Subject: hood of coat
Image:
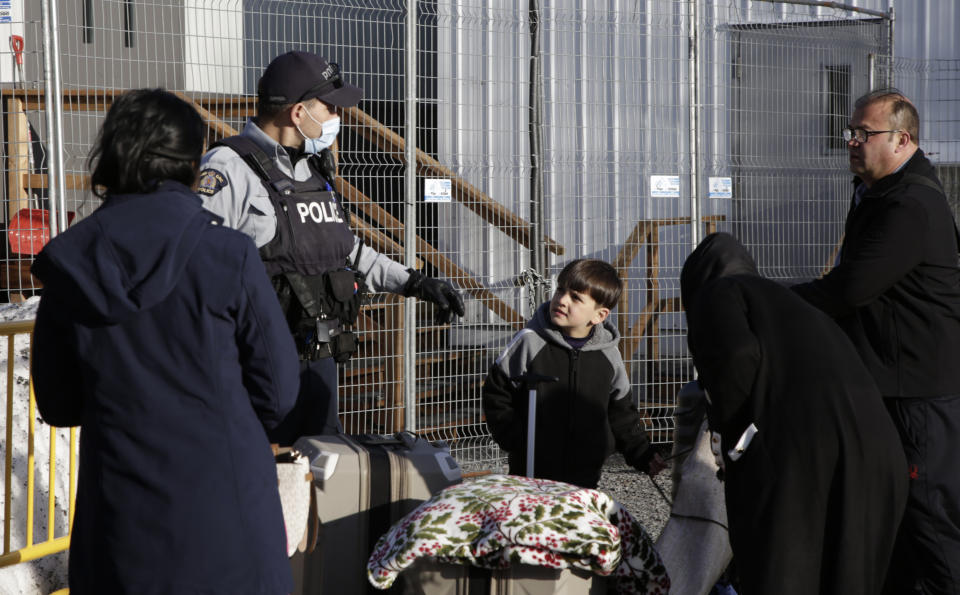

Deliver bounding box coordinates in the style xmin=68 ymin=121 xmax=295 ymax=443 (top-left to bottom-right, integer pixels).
xmin=31 ymin=181 xmax=222 ymax=325
xmin=529 ymin=301 xmax=620 ymax=352
xmin=680 ymin=232 xmax=759 ymax=312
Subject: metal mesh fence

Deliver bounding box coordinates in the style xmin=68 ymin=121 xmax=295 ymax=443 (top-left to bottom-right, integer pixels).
xmin=1 ymin=1 xmax=956 ymax=474
xmin=885 ymin=57 xmax=960 ymax=216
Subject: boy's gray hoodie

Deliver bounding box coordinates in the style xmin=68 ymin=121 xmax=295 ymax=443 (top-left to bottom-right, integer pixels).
xmin=483 ymin=302 xmax=655 ymax=488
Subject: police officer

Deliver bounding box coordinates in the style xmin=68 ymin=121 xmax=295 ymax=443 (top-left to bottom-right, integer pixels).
xmin=198 ymin=51 xmax=465 ymax=444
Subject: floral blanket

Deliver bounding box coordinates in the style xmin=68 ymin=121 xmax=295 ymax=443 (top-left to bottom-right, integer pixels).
xmin=367 ymin=474 xmax=669 ymax=594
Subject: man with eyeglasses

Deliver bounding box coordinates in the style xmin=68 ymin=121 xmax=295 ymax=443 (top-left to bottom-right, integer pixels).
xmin=197 ymin=51 xmax=464 ymax=444
xmin=794 ymin=89 xmax=960 ymax=594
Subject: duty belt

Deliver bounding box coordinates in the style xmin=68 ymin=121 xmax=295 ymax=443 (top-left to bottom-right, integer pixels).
xmin=300 ymin=317 xmax=357 ymax=363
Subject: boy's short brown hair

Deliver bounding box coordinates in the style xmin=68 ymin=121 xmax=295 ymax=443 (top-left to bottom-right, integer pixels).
xmin=556 ymin=259 xmax=623 ymax=310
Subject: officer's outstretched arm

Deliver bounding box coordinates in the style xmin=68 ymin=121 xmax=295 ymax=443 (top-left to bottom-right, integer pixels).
xmin=350 ymin=237 xmax=465 ymax=324
xmin=402 ymin=269 xmax=465 ymax=325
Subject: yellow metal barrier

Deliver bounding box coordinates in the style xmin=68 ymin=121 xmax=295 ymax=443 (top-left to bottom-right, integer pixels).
xmin=0 ymin=319 xmax=78 ymax=569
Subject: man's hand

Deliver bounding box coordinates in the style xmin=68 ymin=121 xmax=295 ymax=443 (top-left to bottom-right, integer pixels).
xmin=402 ymin=270 xmax=466 ymax=324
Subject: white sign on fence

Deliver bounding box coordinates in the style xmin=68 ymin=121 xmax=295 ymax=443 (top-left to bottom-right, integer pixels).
xmin=424 ymin=178 xmax=452 ymax=203
xmin=650 ymin=175 xmax=681 ymax=198
xmin=708 ymin=176 xmax=732 ymax=199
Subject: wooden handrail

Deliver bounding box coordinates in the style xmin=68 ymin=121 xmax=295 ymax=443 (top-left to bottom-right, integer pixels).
xmin=0 ymin=87 xmax=120 ymax=113
xmin=613 ymin=215 xmax=727 ymax=271
xmin=337 ymin=177 xmax=524 ymax=326
xmin=24 ymin=173 xmax=89 ymax=190
xmin=341 ymin=106 xmax=564 ymax=256
xmin=349 ymin=215 xmax=424 ymax=270
xmin=614 ymin=215 xmax=726 ymax=364
xmin=173 ymin=91 xmax=240 ymax=140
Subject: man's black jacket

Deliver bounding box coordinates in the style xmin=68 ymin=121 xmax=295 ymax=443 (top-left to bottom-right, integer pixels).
xmin=793 ymin=149 xmax=960 ymax=397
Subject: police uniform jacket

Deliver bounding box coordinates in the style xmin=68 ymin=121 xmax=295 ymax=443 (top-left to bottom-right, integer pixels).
xmin=482 ymin=302 xmax=655 ymax=488
xmin=198 ymin=119 xmax=410 ymax=293
xmin=30 ymin=182 xmax=300 ymax=594
xmin=792 ymin=149 xmax=960 ymax=398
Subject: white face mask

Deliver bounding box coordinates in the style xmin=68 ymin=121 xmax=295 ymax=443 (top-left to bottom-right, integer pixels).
xmin=297 ymin=107 xmax=340 ymax=154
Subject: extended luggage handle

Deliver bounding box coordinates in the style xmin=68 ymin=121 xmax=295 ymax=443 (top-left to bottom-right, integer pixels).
xmin=355 ymin=430 xmax=450 ymax=451
xmin=510 ymin=373 xmax=559 ymax=478
xmin=334 ymin=432 xmax=461 ymax=484
xmin=356 ymin=431 xmax=416 ymax=448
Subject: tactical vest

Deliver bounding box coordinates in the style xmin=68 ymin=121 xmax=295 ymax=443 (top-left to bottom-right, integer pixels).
xmin=215 ymin=136 xmax=354 ymax=277
xmin=215 ymin=136 xmax=365 ymax=361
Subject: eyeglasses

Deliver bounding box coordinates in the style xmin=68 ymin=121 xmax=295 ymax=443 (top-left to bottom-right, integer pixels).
xmin=842 ymin=127 xmax=902 ymax=143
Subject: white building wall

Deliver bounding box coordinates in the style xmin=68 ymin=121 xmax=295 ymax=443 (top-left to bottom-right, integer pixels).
xmin=185 ymin=0 xmax=243 ymax=95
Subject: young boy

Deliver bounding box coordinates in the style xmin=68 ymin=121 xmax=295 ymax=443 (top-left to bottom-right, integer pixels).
xmin=483 ymin=259 xmax=665 ymax=488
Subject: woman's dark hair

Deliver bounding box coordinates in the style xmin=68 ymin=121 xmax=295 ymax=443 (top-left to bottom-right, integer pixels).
xmin=89 ymin=88 xmax=205 ymax=198
xmin=556 ymin=259 xmax=623 ymax=310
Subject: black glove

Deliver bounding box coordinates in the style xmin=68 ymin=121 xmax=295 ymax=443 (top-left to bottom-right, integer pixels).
xmin=401 ymin=269 xmax=466 ymax=324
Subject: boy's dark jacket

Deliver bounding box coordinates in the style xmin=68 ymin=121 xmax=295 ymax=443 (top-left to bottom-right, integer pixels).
xmin=483 ymin=302 xmax=654 ymax=488
xmin=30 ymin=182 xmax=299 ymax=594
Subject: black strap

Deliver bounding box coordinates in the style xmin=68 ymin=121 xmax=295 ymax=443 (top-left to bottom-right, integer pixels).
xmin=213 ymin=136 xmax=297 ymax=195
xmin=284 ymin=272 xmax=323 ymax=319
xmin=366 ymin=442 xmax=391 ymax=595
xmin=467 ymin=566 xmax=492 ymax=595
xmin=352 ymin=242 xmax=363 ymax=271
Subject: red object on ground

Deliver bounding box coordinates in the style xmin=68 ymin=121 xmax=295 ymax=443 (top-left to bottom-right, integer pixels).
xmin=8 ymin=208 xmax=75 ymax=255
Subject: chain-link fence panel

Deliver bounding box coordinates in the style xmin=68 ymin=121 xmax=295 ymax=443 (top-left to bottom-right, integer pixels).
xmin=883 ymin=57 xmax=960 ymax=216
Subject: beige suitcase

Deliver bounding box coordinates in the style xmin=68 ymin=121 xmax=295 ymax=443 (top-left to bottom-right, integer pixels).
xmin=401 ymin=559 xmax=609 ymax=595
xmin=291 ymin=433 xmax=462 ymax=594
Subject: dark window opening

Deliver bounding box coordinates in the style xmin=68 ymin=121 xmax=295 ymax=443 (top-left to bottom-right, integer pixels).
xmin=824 ymin=64 xmax=851 ymax=151
xmin=123 ymin=0 xmax=135 ymax=48
xmin=83 ymin=0 xmax=93 ymax=44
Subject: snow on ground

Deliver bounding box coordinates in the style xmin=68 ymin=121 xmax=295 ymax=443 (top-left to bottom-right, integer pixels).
xmin=0 ymin=297 xmax=71 ymax=595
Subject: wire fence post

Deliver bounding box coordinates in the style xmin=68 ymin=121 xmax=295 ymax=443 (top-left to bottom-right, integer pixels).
xmin=528 ymin=0 xmax=546 ymax=307
xmin=887 ymin=5 xmax=895 ymax=88
xmin=40 ymin=0 xmax=65 ymax=239
xmin=403 ymin=0 xmax=419 ymax=433
xmin=689 ymin=0 xmax=702 ymax=249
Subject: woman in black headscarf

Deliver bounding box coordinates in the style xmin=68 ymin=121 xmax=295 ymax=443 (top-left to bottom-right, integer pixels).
xmin=680 ymin=232 xmax=907 ymax=595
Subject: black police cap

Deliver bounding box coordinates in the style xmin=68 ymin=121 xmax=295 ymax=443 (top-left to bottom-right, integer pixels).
xmin=257 ymin=51 xmax=363 ymax=107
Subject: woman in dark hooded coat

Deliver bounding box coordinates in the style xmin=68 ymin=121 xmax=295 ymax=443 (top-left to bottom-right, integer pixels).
xmin=30 ymin=89 xmax=300 ymax=594
xmin=680 ymin=232 xmax=907 ymax=595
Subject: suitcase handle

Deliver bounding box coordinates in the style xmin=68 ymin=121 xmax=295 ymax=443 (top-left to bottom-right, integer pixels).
xmin=354 ymin=431 xmax=421 ymax=449
xmin=355 ymin=433 xmax=403 ymax=446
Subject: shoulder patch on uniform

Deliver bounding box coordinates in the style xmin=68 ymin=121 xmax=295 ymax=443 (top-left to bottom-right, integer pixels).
xmin=197 ymin=169 xmax=228 ymax=196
